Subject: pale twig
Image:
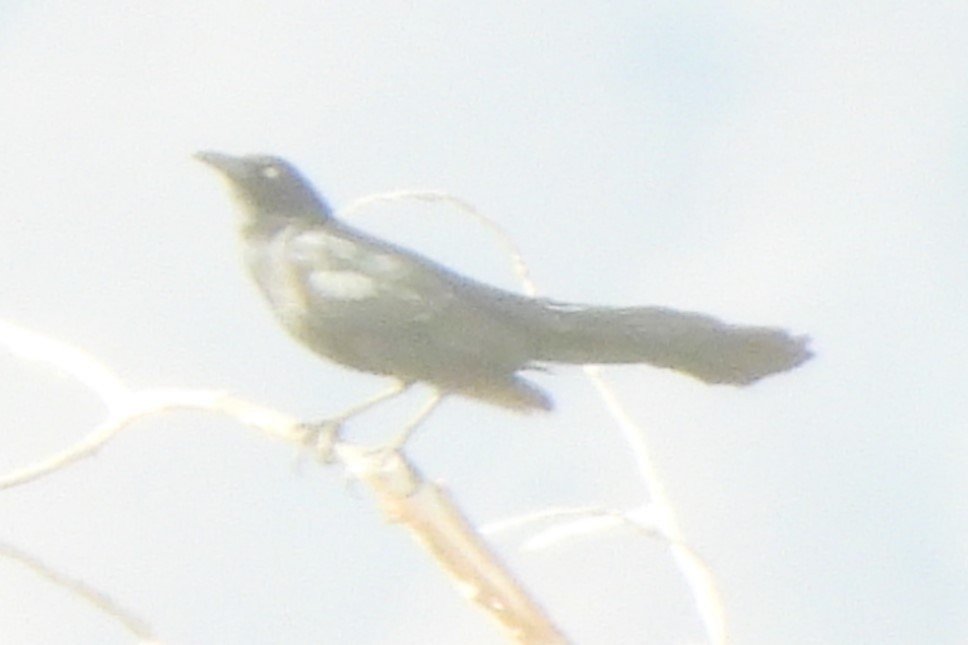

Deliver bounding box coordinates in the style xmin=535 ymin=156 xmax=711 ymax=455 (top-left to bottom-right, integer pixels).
xmin=585 ymin=366 xmax=727 ymax=645
xmin=0 ymin=319 xmax=128 ymax=408
xmin=485 ymin=501 xmax=727 ymax=644
xmin=339 ymin=190 xmax=537 ymax=293
xmin=0 ymin=540 xmax=157 ymax=643
xmin=482 ymin=504 xmax=661 ymax=546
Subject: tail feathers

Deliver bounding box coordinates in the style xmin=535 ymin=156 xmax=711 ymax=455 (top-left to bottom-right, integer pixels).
xmin=528 ymin=305 xmax=812 ymax=385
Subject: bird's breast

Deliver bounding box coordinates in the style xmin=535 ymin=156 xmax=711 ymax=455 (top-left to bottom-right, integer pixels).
xmin=242 ymin=228 xmax=315 ymax=333
xmin=242 ymin=227 xmax=402 ymax=338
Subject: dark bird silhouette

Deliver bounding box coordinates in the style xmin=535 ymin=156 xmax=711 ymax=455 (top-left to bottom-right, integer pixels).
xmin=195 ymin=152 xmax=812 ymax=413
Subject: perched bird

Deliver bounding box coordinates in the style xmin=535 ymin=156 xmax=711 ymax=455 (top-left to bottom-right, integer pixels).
xmin=195 ymin=152 xmax=812 ymax=415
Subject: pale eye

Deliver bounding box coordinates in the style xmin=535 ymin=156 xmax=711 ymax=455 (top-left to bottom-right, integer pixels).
xmin=261 ymin=165 xmax=281 ymax=179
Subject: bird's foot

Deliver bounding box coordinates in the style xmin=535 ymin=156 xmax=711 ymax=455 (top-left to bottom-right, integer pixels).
xmin=359 ymin=441 xmax=406 ymax=468
xmin=298 ymin=419 xmax=344 ymax=463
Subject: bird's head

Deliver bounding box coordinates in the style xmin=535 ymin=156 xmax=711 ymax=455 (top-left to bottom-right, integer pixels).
xmin=194 ymin=151 xmax=334 ymax=225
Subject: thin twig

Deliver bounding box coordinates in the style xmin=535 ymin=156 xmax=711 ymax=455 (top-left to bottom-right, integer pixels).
xmin=586 ymin=368 xmax=727 ymax=645
xmin=340 ymin=190 xmax=537 ymax=293
xmin=0 ymin=541 xmax=157 ymax=643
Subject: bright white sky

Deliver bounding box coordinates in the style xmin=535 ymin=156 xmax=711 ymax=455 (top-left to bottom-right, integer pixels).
xmin=0 ymin=2 xmax=965 ymax=644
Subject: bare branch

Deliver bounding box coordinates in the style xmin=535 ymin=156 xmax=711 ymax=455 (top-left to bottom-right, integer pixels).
xmin=0 ymin=319 xmax=568 ymax=643
xmin=337 ymin=445 xmax=569 ymax=644
xmin=339 ymin=193 xmax=729 ymax=645
xmin=1 ymin=190 xmax=727 ymax=643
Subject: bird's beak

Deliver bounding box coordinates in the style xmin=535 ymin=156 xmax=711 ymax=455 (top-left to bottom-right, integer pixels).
xmin=193 ymin=151 xmax=246 ymax=177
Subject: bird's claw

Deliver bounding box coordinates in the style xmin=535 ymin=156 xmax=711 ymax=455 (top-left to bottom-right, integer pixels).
xmin=298 ymin=419 xmax=344 ymax=463
xmin=362 ymin=442 xmax=404 ymax=466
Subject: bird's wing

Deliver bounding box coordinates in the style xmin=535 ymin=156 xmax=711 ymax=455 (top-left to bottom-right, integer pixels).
xmin=281 ymin=225 xmax=539 ymax=382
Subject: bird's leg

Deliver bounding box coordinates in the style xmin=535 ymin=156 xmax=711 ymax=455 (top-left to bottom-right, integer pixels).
xmin=333 ymin=380 xmax=413 ymax=422
xmin=303 ymin=380 xmax=412 ymax=460
xmin=386 ymin=389 xmax=447 ymax=452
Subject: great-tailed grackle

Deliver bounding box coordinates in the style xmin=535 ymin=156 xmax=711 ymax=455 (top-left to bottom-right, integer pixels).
xmin=195 ymin=152 xmax=812 ymax=414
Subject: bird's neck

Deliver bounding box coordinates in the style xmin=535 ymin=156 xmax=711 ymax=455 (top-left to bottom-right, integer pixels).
xmin=240 ymin=209 xmax=320 ymax=239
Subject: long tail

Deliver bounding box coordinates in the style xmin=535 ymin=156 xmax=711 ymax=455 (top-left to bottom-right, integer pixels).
xmin=523 ymin=303 xmax=812 ymax=385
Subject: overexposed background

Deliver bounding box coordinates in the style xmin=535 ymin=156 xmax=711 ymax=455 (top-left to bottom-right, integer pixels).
xmin=0 ymin=2 xmax=965 ymax=643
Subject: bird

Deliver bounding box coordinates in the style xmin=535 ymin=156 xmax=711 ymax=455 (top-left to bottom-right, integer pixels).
xmin=194 ymin=151 xmax=812 ymax=420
